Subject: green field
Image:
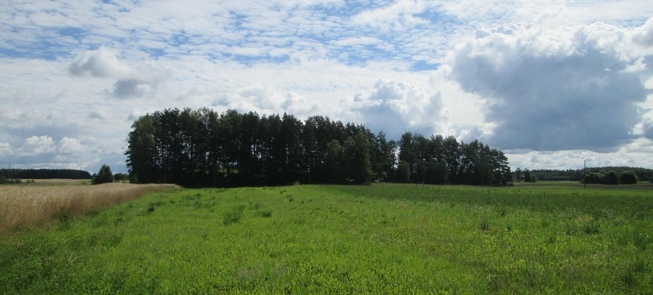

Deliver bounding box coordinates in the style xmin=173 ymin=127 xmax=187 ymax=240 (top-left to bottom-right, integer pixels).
xmin=2 ymin=183 xmax=652 ymax=294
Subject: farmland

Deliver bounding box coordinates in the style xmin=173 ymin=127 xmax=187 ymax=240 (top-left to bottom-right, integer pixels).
xmin=0 ymin=182 xmax=178 ymax=234
xmin=1 ymin=182 xmax=652 ymax=294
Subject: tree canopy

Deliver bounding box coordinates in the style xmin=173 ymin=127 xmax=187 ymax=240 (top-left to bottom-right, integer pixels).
xmin=92 ymin=165 xmax=114 ymax=185
xmin=125 ymin=108 xmax=512 ymax=187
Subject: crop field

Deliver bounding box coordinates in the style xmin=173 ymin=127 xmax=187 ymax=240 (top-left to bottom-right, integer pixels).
xmin=1 ymin=183 xmax=652 ymax=294
xmin=0 ymin=182 xmax=179 ymax=234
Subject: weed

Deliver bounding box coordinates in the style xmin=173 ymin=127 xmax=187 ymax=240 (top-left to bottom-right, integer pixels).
xmin=622 ymin=269 xmax=637 ymax=288
xmin=583 ymin=223 xmax=600 ymax=235
xmin=479 ymin=218 xmax=490 ymax=231
xmin=498 ymin=209 xmax=506 ymax=217
xmin=223 ymin=205 xmax=246 ymax=225
xmin=633 ymin=232 xmax=650 ymax=251
xmin=259 ymin=210 xmax=272 ymax=218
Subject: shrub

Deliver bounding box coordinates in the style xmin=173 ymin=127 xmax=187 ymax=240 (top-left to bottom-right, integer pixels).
xmin=605 ymin=171 xmax=619 ymax=185
xmin=620 ymin=171 xmax=638 ymax=184
xmin=223 ymin=205 xmax=246 ymax=225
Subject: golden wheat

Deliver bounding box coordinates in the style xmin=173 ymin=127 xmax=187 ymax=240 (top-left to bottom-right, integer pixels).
xmin=0 ymin=183 xmax=178 ymax=234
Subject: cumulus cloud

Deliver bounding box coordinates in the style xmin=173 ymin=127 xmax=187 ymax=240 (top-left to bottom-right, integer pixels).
xmin=69 ymin=47 xmax=132 ymax=78
xmin=633 ymin=17 xmax=653 ymax=46
xmin=352 ymin=79 xmax=451 ymax=140
xmin=57 ymin=137 xmax=86 ymax=155
xmin=69 ymin=47 xmax=166 ymax=99
xmin=448 ymin=21 xmax=649 ymax=151
xmin=17 ymin=136 xmax=56 ymax=156
xmin=213 ymin=84 xmax=321 ymax=118
xmin=644 ymin=119 xmax=653 ymax=140
xmin=112 ymin=79 xmax=153 ymax=98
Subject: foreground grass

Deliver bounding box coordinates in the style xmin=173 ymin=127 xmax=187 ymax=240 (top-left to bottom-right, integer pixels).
xmin=0 ymin=182 xmax=179 ymax=234
xmin=1 ymin=183 xmax=652 ymax=294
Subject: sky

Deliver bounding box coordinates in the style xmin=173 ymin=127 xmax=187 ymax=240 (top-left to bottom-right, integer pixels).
xmin=1 ymin=0 xmax=653 ymax=174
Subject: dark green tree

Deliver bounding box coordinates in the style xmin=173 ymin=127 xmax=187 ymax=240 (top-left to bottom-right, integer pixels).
xmin=126 ymin=115 xmax=159 ymax=184
xmin=325 ymin=139 xmax=343 ymax=183
xmin=425 ymin=160 xmax=448 ymax=184
xmin=619 ymin=171 xmax=638 ymax=184
xmin=92 ymin=165 xmax=114 ymax=185
xmin=603 ymin=171 xmax=618 ymax=185
xmin=343 ymin=133 xmax=374 ymax=184
xmin=515 ymin=168 xmax=522 ymax=182
xmin=524 ymin=169 xmax=532 ymax=183
xmin=397 ymin=161 xmax=412 ymax=183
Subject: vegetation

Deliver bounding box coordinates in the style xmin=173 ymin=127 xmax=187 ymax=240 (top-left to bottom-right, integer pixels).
xmin=0 ymin=168 xmax=91 ymax=180
xmin=529 ymin=167 xmax=653 ymax=182
xmin=0 ymin=183 xmax=178 ymax=234
xmin=125 ymin=108 xmax=511 ymax=187
xmin=114 ymin=173 xmax=129 ymax=182
xmin=582 ymin=170 xmax=641 ymax=185
xmin=92 ymin=165 xmax=114 ymax=185
xmin=1 ymin=183 xmax=652 ymax=294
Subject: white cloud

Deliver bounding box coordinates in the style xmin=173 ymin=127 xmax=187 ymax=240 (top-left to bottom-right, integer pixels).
xmin=68 ymin=47 xmax=167 ymax=99
xmin=352 ymin=79 xmax=451 ymax=139
xmin=448 ymin=21 xmax=650 ymax=151
xmin=633 ymin=16 xmax=653 ymax=47
xmin=17 ymin=136 xmax=56 ymax=156
xmin=0 ymin=143 xmax=13 ymax=157
xmin=213 ymin=84 xmax=321 ymax=118
xmin=69 ymin=47 xmax=132 ymax=78
xmin=352 ymin=0 xmax=429 ymax=31
xmin=57 ymin=137 xmax=87 ymax=155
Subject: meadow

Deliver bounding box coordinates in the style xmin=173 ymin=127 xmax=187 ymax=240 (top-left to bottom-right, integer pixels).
xmin=1 ymin=182 xmax=652 ymax=294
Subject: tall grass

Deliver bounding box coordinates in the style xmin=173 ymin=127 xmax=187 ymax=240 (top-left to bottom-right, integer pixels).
xmin=0 ymin=183 xmax=178 ymax=234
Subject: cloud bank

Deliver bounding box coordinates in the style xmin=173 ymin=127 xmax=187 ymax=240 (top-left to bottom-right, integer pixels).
xmin=448 ymin=21 xmax=651 ymax=151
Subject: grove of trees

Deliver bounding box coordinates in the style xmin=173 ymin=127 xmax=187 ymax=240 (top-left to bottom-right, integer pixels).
xmin=582 ymin=170 xmax=639 ymax=185
xmin=125 ymin=108 xmax=512 ymax=187
xmin=529 ymin=167 xmax=653 ymax=182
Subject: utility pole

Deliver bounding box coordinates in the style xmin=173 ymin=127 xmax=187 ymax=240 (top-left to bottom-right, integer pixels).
xmin=583 ymin=160 xmax=586 ymax=189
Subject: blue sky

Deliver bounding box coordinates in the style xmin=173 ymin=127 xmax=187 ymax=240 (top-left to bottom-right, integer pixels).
xmin=1 ymin=0 xmax=653 ymax=173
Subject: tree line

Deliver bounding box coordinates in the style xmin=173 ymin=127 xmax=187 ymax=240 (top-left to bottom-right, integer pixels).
xmin=125 ymin=108 xmax=512 ymax=187
xmin=525 ymin=167 xmax=652 ymax=183
xmin=0 ymin=168 xmax=91 ymax=180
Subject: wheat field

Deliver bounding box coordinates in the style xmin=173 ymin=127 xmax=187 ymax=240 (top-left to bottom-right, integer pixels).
xmin=0 ymin=182 xmax=178 ymax=234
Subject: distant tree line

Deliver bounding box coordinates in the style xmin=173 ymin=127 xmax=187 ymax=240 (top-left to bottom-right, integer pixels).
xmin=0 ymin=168 xmax=91 ymax=180
xmin=125 ymin=108 xmax=512 ymax=187
xmin=582 ymin=170 xmax=639 ymax=185
xmin=513 ymin=168 xmax=538 ymax=183
xmin=526 ymin=167 xmax=652 ymax=183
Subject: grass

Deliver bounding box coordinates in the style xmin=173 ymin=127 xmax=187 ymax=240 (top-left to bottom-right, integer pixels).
xmin=0 ymin=182 xmax=179 ymax=234
xmin=1 ymin=183 xmax=652 ymax=294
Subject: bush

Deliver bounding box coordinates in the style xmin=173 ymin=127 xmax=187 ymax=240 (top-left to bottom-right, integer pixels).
xmin=620 ymin=171 xmax=638 ymax=184
xmin=605 ymin=171 xmax=619 ymax=185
